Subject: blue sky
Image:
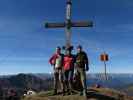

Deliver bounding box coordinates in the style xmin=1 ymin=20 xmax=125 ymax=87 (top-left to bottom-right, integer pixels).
xmin=0 ymin=0 xmax=133 ymax=75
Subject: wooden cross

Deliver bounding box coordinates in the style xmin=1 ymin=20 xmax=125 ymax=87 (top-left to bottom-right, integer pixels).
xmin=45 ymin=0 xmax=93 ymax=49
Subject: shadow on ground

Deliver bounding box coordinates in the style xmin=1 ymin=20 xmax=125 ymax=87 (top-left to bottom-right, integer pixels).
xmin=42 ymin=89 xmax=117 ymax=100
xmin=87 ymin=89 xmax=116 ymax=100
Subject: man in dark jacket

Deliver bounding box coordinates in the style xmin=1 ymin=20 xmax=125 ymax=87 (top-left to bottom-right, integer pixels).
xmin=75 ymin=45 xmax=89 ymax=96
xmin=49 ymin=46 xmax=64 ymax=95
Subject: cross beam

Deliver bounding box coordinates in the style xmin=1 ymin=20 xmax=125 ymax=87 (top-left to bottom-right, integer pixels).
xmin=45 ymin=21 xmax=93 ymax=28
xmin=45 ymin=0 xmax=93 ymax=49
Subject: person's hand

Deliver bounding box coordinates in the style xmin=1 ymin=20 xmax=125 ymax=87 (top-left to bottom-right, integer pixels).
xmin=86 ymin=66 xmax=89 ymax=71
xmin=74 ymin=68 xmax=77 ymax=74
xmin=53 ymin=66 xmax=55 ymax=70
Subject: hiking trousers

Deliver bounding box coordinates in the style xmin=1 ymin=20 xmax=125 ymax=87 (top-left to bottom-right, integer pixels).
xmin=54 ymin=68 xmax=64 ymax=93
xmin=77 ymin=68 xmax=87 ymax=95
xmin=64 ymin=69 xmax=74 ymax=93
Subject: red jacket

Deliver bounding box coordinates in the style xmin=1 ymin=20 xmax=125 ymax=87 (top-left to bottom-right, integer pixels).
xmin=63 ymin=55 xmax=74 ymax=70
xmin=49 ymin=53 xmax=58 ymax=65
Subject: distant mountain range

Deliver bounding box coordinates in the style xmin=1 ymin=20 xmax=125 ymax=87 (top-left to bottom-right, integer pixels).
xmin=33 ymin=73 xmax=133 ymax=96
xmin=86 ymin=73 xmax=133 ymax=87
xmin=0 ymin=73 xmax=133 ymax=98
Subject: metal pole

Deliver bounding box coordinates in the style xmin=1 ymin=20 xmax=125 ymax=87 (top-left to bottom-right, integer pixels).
xmin=104 ymin=61 xmax=107 ymax=80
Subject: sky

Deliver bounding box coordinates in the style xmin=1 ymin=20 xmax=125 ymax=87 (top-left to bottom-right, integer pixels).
xmin=0 ymin=0 xmax=133 ymax=75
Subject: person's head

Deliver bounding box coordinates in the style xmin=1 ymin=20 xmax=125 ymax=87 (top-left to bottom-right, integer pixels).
xmin=77 ymin=45 xmax=82 ymax=53
xmin=66 ymin=49 xmax=71 ymax=56
xmin=56 ymin=46 xmax=61 ymax=54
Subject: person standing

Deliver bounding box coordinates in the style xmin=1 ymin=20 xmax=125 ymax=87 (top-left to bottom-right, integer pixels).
xmin=49 ymin=46 xmax=64 ymax=95
xmin=75 ymin=45 xmax=89 ymax=96
xmin=63 ymin=48 xmax=75 ymax=95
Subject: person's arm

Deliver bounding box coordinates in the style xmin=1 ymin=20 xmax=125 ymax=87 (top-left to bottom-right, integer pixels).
xmin=49 ymin=54 xmax=55 ymax=65
xmin=61 ymin=54 xmax=64 ymax=71
xmin=74 ymin=54 xmax=78 ymax=74
xmin=73 ymin=55 xmax=76 ymax=68
xmin=84 ymin=52 xmax=89 ymax=71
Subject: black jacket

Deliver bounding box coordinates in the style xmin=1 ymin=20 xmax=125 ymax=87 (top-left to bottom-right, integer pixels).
xmin=75 ymin=51 xmax=89 ymax=69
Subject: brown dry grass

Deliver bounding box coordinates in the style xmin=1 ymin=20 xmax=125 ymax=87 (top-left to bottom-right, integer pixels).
xmin=22 ymin=88 xmax=133 ymax=100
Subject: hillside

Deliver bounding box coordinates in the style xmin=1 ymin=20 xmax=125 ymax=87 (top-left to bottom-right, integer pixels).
xmin=0 ymin=73 xmax=52 ymax=99
xmin=122 ymin=84 xmax=133 ymax=96
xmin=22 ymin=88 xmax=133 ymax=100
xmin=0 ymin=73 xmax=133 ymax=99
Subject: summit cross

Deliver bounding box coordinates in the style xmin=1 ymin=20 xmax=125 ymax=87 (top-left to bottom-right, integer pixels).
xmin=45 ymin=0 xmax=93 ymax=48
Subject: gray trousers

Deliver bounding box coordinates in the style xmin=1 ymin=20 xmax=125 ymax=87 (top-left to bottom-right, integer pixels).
xmin=53 ymin=68 xmax=64 ymax=92
xmin=77 ymin=68 xmax=87 ymax=94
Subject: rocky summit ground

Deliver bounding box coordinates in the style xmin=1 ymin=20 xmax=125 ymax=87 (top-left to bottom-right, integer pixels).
xmin=22 ymin=88 xmax=133 ymax=100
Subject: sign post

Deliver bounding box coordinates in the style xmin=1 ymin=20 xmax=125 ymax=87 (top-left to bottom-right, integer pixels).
xmin=100 ymin=52 xmax=109 ymax=80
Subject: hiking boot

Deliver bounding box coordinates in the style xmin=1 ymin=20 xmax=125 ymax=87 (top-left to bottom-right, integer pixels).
xmin=83 ymin=92 xmax=87 ymax=97
xmin=83 ymin=90 xmax=87 ymax=97
xmin=53 ymin=89 xmax=57 ymax=95
xmin=67 ymin=89 xmax=72 ymax=95
xmin=80 ymin=91 xmax=83 ymax=96
xmin=69 ymin=91 xmax=73 ymax=95
xmin=62 ymin=93 xmax=65 ymax=96
xmin=62 ymin=89 xmax=65 ymax=96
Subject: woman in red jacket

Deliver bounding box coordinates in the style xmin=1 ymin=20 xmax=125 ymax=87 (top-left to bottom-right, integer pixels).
xmin=63 ymin=48 xmax=75 ymax=95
